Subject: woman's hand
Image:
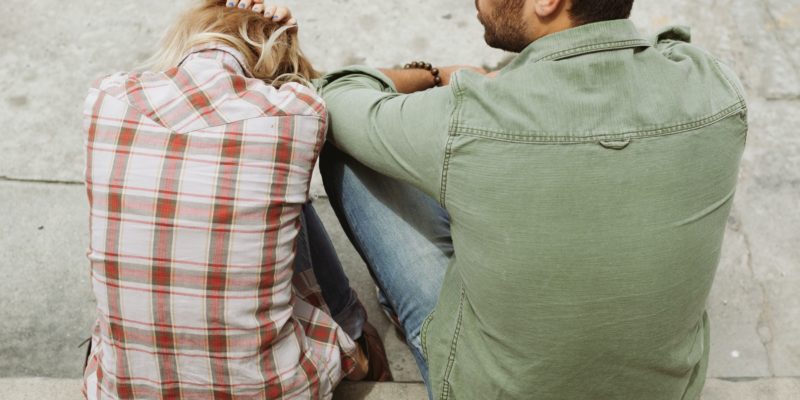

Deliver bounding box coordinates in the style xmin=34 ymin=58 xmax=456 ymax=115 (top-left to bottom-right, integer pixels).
xmin=226 ymin=1 xmax=297 ymax=27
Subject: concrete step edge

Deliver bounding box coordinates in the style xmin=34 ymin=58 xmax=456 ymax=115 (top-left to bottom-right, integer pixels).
xmin=1 ymin=377 xmax=798 ymax=399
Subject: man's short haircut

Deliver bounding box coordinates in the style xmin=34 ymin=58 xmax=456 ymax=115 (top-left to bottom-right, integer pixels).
xmin=568 ymin=0 xmax=635 ymax=25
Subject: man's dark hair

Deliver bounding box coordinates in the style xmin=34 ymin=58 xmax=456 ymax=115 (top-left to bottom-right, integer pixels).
xmin=568 ymin=0 xmax=635 ymax=25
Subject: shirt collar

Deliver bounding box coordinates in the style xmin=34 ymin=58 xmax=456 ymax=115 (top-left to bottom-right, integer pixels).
xmin=517 ymin=19 xmax=651 ymax=63
xmin=178 ymin=43 xmax=253 ymax=77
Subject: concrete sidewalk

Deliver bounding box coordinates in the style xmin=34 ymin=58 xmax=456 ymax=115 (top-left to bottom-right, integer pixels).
xmin=1 ymin=378 xmax=798 ymax=399
xmin=1 ymin=0 xmax=798 ymax=399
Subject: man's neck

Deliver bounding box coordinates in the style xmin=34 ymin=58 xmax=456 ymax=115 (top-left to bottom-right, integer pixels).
xmin=526 ymin=1 xmax=576 ymax=42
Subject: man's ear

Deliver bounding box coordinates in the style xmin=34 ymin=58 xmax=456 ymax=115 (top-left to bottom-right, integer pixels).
xmin=532 ymin=0 xmax=564 ymax=18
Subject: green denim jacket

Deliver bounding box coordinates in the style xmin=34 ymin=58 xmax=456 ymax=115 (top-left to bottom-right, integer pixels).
xmin=319 ymin=19 xmax=747 ymax=400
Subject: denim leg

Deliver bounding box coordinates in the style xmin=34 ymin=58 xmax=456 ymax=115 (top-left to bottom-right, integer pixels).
xmin=319 ymin=144 xmax=453 ymax=388
xmin=295 ymin=203 xmax=367 ymax=339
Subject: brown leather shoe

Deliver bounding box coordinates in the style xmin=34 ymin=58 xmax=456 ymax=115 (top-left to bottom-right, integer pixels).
xmin=356 ymin=321 xmax=393 ymax=381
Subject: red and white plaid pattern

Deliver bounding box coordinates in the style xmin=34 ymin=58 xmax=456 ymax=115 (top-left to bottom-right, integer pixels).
xmin=82 ymin=44 xmax=356 ymax=400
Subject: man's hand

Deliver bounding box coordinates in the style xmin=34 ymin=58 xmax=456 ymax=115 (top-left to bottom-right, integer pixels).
xmin=438 ymin=65 xmax=488 ymax=86
xmin=226 ymin=1 xmax=297 ymax=27
xmin=379 ymin=65 xmax=488 ymax=94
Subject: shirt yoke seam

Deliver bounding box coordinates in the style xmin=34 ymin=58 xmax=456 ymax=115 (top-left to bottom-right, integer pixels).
xmin=92 ymin=87 xmax=325 ymax=135
xmin=451 ymin=101 xmax=745 ymax=144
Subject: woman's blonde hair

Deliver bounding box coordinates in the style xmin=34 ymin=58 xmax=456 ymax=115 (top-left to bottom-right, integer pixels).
xmin=145 ymin=0 xmax=319 ymax=87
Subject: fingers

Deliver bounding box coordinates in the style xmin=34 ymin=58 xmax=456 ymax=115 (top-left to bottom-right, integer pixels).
xmin=228 ymin=0 xmax=252 ymax=9
xmin=272 ymin=7 xmax=292 ymax=23
xmin=228 ymin=0 xmax=267 ymax=10
xmin=225 ymin=2 xmax=297 ymax=28
xmin=263 ymin=5 xmax=278 ymax=18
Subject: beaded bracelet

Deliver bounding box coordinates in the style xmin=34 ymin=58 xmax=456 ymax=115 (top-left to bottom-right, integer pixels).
xmin=404 ymin=61 xmax=442 ymax=87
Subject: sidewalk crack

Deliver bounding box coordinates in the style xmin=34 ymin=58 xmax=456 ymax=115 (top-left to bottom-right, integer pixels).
xmin=0 ymin=175 xmax=83 ymax=186
xmin=733 ymin=206 xmax=776 ymax=376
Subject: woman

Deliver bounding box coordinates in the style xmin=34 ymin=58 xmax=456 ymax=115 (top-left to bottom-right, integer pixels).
xmin=82 ymin=1 xmax=390 ymax=398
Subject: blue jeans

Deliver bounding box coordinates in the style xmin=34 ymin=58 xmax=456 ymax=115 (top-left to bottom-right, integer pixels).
xmin=294 ymin=203 xmax=367 ymax=340
xmin=319 ymin=144 xmax=454 ymax=389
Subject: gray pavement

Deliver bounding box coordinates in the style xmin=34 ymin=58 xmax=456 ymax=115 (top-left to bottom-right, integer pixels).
xmin=1 ymin=378 xmax=799 ymax=400
xmin=1 ymin=0 xmax=799 ymax=398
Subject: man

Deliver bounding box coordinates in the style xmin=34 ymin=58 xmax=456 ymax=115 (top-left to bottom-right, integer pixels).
xmin=315 ymin=0 xmax=747 ymax=399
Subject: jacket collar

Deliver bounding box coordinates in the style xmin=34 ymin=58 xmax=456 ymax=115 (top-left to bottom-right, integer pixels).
xmin=517 ymin=19 xmax=650 ymax=63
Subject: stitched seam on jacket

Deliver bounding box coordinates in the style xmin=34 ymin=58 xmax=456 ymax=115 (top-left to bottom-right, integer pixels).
xmin=439 ymin=74 xmax=465 ymax=206
xmin=453 ymin=102 xmax=745 ymax=144
xmin=537 ymin=39 xmax=651 ymax=62
xmin=439 ymin=286 xmax=466 ymax=400
xmin=712 ymin=59 xmax=749 ymax=126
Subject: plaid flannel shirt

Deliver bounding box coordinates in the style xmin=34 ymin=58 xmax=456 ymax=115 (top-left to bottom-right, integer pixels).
xmin=82 ymin=44 xmax=356 ymax=400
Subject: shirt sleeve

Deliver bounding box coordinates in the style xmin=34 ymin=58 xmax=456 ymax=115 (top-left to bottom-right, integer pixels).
xmin=318 ymin=66 xmax=455 ymax=203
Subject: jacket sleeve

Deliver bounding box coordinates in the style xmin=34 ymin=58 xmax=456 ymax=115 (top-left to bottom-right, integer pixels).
xmin=318 ymin=66 xmax=455 ymax=203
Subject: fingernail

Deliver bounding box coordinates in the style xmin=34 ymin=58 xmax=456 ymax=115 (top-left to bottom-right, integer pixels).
xmin=272 ymin=15 xmax=279 ymax=19
xmin=227 ymin=2 xmax=234 ymax=6
xmin=239 ymin=3 xmax=247 ymax=8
